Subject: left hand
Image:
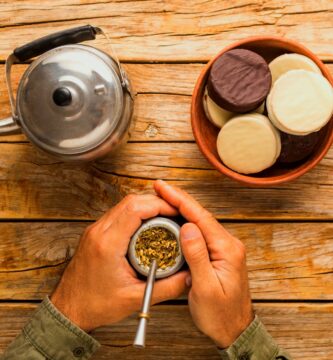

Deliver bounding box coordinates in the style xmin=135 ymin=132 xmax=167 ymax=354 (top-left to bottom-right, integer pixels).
xmin=51 ymin=194 xmax=188 ymax=332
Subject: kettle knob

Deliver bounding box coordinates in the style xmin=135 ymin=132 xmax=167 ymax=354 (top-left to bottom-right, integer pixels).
xmin=53 ymin=87 xmax=72 ymax=106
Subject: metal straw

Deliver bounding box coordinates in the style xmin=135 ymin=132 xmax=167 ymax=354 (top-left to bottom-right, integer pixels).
xmin=133 ymin=259 xmax=158 ymax=348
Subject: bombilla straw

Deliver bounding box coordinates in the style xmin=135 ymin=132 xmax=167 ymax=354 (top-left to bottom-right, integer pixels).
xmin=133 ymin=259 xmax=158 ymax=348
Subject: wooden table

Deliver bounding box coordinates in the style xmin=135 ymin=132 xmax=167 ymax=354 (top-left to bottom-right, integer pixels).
xmin=0 ymin=1 xmax=333 ymax=359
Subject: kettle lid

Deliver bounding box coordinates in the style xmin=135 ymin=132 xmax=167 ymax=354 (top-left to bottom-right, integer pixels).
xmin=16 ymin=44 xmax=125 ymax=155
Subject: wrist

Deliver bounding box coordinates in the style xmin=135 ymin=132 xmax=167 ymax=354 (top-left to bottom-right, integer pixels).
xmin=214 ymin=309 xmax=255 ymax=349
xmin=51 ymin=288 xmax=94 ymax=333
xmin=217 ymin=315 xmax=285 ymax=360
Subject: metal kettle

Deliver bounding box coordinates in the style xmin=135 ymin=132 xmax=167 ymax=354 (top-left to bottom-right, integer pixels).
xmin=2 ymin=25 xmax=134 ymax=161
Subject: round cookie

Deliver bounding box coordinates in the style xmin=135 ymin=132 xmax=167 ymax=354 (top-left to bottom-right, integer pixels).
xmin=268 ymin=70 xmax=333 ymax=135
xmin=266 ymin=92 xmax=312 ymax=136
xmin=245 ymin=112 xmax=281 ymax=161
xmin=269 ymin=53 xmax=322 ymax=84
xmin=202 ymin=88 xmax=234 ymax=128
xmin=202 ymin=87 xmax=266 ymax=128
xmin=278 ymin=130 xmax=322 ymax=163
xmin=207 ymin=49 xmax=272 ymax=113
xmin=256 ymin=101 xmax=265 ymax=115
xmin=217 ymin=114 xmax=281 ymax=174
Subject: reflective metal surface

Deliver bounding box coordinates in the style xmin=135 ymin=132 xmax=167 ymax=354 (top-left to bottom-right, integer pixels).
xmin=133 ymin=259 xmax=157 ymax=348
xmin=15 ymin=44 xmax=133 ymax=160
xmin=128 ymin=217 xmax=185 ymax=279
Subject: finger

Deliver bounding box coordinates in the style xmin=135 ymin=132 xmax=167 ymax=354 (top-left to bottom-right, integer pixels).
xmin=154 ymin=180 xmax=222 ymax=234
xmin=94 ymin=195 xmax=132 ymax=230
xmin=180 ymin=223 xmax=214 ymax=285
xmin=185 ymin=274 xmax=192 ymax=287
xmin=104 ymin=194 xmax=178 ymax=254
xmin=151 ymin=270 xmax=188 ymax=304
xmin=154 ymin=180 xmax=234 ymax=258
xmin=103 ymin=194 xmax=178 ymax=229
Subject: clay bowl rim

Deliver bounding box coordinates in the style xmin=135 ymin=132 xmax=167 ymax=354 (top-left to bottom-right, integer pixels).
xmin=191 ymin=35 xmax=333 ymax=186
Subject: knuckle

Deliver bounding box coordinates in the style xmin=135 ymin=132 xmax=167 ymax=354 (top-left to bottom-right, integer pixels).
xmin=124 ymin=194 xmax=137 ymax=205
xmin=236 ymin=239 xmax=246 ymax=253
xmin=189 ymin=244 xmax=208 ymax=264
xmin=84 ymin=224 xmax=97 ymax=238
xmin=200 ymin=209 xmax=216 ymax=223
xmin=83 ymin=225 xmax=107 ymax=255
xmin=233 ymin=241 xmax=247 ymax=263
xmin=92 ymin=237 xmax=108 ymax=257
xmin=125 ymin=197 xmax=141 ymax=214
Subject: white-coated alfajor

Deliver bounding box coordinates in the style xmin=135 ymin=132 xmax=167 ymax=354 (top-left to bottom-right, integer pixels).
xmin=269 ymin=53 xmax=321 ymax=84
xmin=203 ymin=88 xmax=265 ymax=128
xmin=246 ymin=113 xmax=281 ymax=161
xmin=217 ymin=114 xmax=281 ymax=174
xmin=267 ymin=70 xmax=333 ymax=135
xmin=255 ymin=101 xmax=265 ymax=115
xmin=203 ymin=88 xmax=234 ymax=128
xmin=266 ymin=92 xmax=311 ymax=136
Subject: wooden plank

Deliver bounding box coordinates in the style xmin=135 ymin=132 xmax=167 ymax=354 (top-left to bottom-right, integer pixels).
xmin=0 ymin=302 xmax=333 ymax=359
xmin=0 ymin=63 xmax=196 ymax=143
xmin=0 ymin=93 xmax=193 ymax=142
xmin=3 ymin=62 xmax=331 ymax=99
xmin=1 ymin=63 xmax=333 ymax=143
xmin=0 ymin=142 xmax=331 ymax=220
xmin=0 ymin=222 xmax=332 ymax=300
xmin=0 ymin=1 xmax=333 ymax=61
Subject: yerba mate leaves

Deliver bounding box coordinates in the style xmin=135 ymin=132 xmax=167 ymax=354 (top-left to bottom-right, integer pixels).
xmin=135 ymin=227 xmax=179 ymax=269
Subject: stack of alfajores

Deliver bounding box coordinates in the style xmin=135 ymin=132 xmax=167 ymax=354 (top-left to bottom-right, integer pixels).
xmin=203 ymin=49 xmax=333 ymax=174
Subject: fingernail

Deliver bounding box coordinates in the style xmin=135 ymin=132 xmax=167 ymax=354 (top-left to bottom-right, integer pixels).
xmin=185 ymin=275 xmax=192 ymax=287
xmin=181 ymin=223 xmax=200 ymax=240
xmin=155 ymin=179 xmax=167 ymax=188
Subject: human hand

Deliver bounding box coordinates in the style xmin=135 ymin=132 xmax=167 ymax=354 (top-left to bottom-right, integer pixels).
xmin=51 ymin=194 xmax=188 ymax=332
xmin=154 ymin=180 xmax=254 ymax=348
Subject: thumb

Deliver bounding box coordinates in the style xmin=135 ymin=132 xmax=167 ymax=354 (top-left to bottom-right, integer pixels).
xmin=152 ymin=270 xmax=188 ymax=304
xmin=180 ymin=223 xmax=213 ymax=285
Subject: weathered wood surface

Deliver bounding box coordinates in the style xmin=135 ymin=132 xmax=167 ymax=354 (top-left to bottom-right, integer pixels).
xmin=1 ymin=64 xmax=333 ymax=143
xmin=1 ymin=63 xmax=333 ymax=219
xmin=0 ymin=142 xmax=332 ymax=220
xmin=1 ymin=302 xmax=333 ymax=359
xmin=0 ymin=1 xmax=333 ymax=62
xmin=0 ymin=64 xmax=198 ymax=143
xmin=0 ymin=1 xmax=333 ymax=359
xmin=0 ymin=222 xmax=332 ymax=300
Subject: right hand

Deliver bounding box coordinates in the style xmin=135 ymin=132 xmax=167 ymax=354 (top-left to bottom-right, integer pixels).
xmin=154 ymin=180 xmax=254 ymax=348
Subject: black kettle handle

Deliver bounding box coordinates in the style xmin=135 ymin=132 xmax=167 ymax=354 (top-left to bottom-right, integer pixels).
xmin=13 ymin=25 xmax=100 ymax=62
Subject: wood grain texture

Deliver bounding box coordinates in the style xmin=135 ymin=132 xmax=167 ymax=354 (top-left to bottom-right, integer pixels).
xmin=0 ymin=222 xmax=332 ymax=300
xmin=0 ymin=1 xmax=333 ymax=61
xmin=0 ymin=63 xmax=195 ymax=142
xmin=1 ymin=302 xmax=333 ymax=359
xmin=0 ymin=142 xmax=332 ymax=220
xmin=1 ymin=64 xmax=333 ymax=143
xmin=0 ymin=2 xmax=332 ymax=359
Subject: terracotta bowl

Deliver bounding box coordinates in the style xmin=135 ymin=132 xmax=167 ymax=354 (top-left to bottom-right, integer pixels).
xmin=191 ymin=36 xmax=333 ymax=186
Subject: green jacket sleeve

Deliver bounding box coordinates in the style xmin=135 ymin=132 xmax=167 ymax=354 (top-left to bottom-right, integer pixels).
xmin=1 ymin=297 xmax=100 ymax=360
xmin=218 ymin=315 xmax=292 ymax=360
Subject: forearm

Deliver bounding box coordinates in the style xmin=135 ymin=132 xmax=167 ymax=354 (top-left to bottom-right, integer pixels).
xmin=1 ymin=297 xmax=100 ymax=360
xmin=218 ymin=315 xmax=292 ymax=360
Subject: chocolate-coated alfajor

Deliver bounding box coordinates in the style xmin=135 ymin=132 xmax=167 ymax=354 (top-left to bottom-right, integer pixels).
xmin=207 ymin=49 xmax=271 ymax=113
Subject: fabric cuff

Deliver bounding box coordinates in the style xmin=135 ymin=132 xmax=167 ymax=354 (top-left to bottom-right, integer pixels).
xmin=23 ymin=296 xmax=100 ymax=360
xmin=218 ymin=315 xmax=279 ymax=360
